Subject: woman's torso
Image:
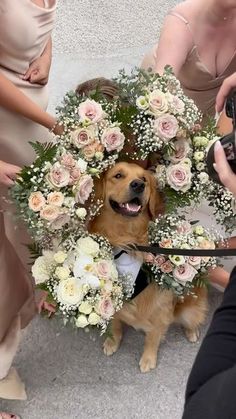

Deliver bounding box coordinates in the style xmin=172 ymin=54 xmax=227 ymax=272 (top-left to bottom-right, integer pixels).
xmin=0 ymin=0 xmax=56 ymax=90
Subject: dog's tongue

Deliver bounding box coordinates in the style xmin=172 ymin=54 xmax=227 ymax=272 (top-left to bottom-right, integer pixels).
xmin=124 ymin=202 xmax=141 ymax=213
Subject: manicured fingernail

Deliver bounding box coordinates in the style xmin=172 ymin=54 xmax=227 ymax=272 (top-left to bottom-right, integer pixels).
xmin=214 ymin=140 xmax=222 ymax=151
xmin=213 ymin=163 xmax=218 ymax=172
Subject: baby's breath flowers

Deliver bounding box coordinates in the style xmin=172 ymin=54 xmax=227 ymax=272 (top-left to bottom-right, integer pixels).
xmin=145 ymin=215 xmax=221 ymax=297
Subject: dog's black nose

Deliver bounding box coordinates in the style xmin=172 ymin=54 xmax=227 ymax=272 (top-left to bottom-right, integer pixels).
xmin=130 ymin=179 xmax=145 ymax=193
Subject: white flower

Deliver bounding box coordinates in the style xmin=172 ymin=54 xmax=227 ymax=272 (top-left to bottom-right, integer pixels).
xmin=198 ymin=172 xmax=209 ymax=184
xmin=136 ymin=95 xmax=149 ymax=110
xmin=88 ymin=312 xmax=101 ymax=325
xmin=76 ymin=314 xmax=89 ymax=328
xmin=193 ymin=151 xmax=204 ymax=162
xmin=193 ymin=136 xmax=209 ymax=147
xmin=76 ymin=236 xmax=100 ymax=257
xmin=31 ymin=251 xmax=55 ymax=284
xmin=75 ymin=207 xmax=87 ymax=219
xmin=76 ymin=158 xmax=88 ymax=174
xmin=55 ymin=266 xmax=70 ymax=281
xmin=194 ymin=226 xmax=204 ymax=235
xmin=169 ymin=255 xmax=185 ymax=266
xmin=56 ymin=278 xmax=84 ymax=306
xmin=54 ymin=251 xmax=67 ymax=264
xmin=73 ymin=255 xmax=100 ymax=288
xmin=196 ymin=162 xmax=205 ymax=171
xmin=95 ymin=151 xmax=104 ymax=161
xmin=64 ymin=197 xmax=75 ymax=208
xmin=79 ymin=301 xmax=93 ymax=315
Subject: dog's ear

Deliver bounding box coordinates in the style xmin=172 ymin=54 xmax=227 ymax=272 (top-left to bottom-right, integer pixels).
xmin=146 ymin=171 xmax=164 ymax=220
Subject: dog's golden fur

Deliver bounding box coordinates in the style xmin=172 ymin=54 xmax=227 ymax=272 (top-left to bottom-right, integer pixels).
xmin=76 ymin=78 xmax=208 ymax=373
xmin=88 ymin=161 xmax=208 ymax=372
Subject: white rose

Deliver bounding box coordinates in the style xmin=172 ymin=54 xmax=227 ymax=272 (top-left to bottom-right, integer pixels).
xmin=196 ymin=162 xmax=205 ymax=171
xmin=55 ymin=266 xmax=70 ymax=281
xmin=88 ymin=312 xmax=101 ymax=325
xmin=76 ymin=236 xmax=100 ymax=257
xmin=76 ymin=315 xmax=89 ymax=328
xmin=79 ymin=301 xmax=93 ymax=315
xmin=198 ymin=172 xmax=209 ymax=184
xmin=32 ymin=255 xmax=53 ymax=284
xmin=148 ymin=90 xmax=169 ymax=116
xmin=64 ymin=197 xmax=75 ymax=208
xmin=136 ymin=95 xmax=149 ymax=110
xmin=57 ymin=278 xmax=84 ymax=306
xmin=95 ymin=151 xmax=104 ymax=161
xmin=53 ymin=251 xmax=67 ymax=264
xmin=75 ymin=207 xmax=87 ymax=219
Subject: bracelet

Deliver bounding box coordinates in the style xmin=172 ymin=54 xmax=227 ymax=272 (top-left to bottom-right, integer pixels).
xmin=49 ymin=120 xmax=59 ymax=133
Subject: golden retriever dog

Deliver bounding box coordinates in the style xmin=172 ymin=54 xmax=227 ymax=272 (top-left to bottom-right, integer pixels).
xmin=89 ymin=161 xmax=208 ymax=373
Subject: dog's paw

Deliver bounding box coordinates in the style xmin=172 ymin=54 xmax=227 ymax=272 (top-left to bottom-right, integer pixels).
xmin=103 ymin=337 xmax=120 ymax=356
xmin=139 ymin=353 xmax=157 ymax=373
xmin=185 ymin=327 xmax=200 ymax=343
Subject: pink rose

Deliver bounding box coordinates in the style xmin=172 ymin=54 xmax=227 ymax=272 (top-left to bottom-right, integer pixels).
xmin=101 ymin=127 xmax=125 ymax=152
xmin=169 ymin=139 xmax=190 ymax=163
xmin=28 ymin=191 xmax=45 ymax=212
xmin=47 ymin=162 xmax=70 ymax=189
xmin=47 ymin=191 xmax=64 ymax=207
xmin=71 ymin=126 xmax=95 ymax=149
xmin=173 ymin=263 xmax=198 ymax=284
xmin=160 ymin=260 xmax=173 ymax=273
xmin=159 ymin=239 xmax=172 ymax=248
xmin=171 ymin=95 xmax=185 ymax=114
xmin=176 ymin=221 xmax=192 ymax=235
xmin=68 ymin=166 xmax=81 ymax=185
xmin=96 ymin=260 xmax=111 ymax=279
xmin=188 ymin=256 xmax=201 ymax=267
xmin=78 ymin=99 xmax=104 ymax=123
xmin=145 ymin=253 xmax=155 ymax=263
xmin=166 ymin=163 xmax=192 ymax=192
xmin=97 ymin=296 xmax=115 ymax=320
xmin=153 ymin=114 xmax=179 ymax=141
xmin=50 ymin=212 xmax=70 ymax=230
xmin=154 ymin=255 xmax=166 ymax=267
xmin=40 ymin=204 xmax=60 ymax=222
xmin=74 ymin=174 xmax=94 ymax=204
xmin=60 ymin=153 xmax=76 ymax=169
xmin=148 ymin=90 xmax=168 ymax=116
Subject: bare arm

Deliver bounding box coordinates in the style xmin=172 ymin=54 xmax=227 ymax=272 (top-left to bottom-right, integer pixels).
xmin=154 ymin=15 xmax=193 ymax=76
xmin=0 ymin=71 xmax=57 ymax=131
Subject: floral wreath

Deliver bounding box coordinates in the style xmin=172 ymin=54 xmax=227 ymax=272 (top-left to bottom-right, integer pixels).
xmin=11 ymin=68 xmax=225 ymax=328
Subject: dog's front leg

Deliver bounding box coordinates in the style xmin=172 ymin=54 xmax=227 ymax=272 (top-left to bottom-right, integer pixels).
xmin=139 ymin=327 xmax=166 ymax=373
xmin=103 ymin=316 xmax=123 ymax=356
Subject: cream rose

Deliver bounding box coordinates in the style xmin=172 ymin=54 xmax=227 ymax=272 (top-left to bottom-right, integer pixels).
xmin=28 ymin=191 xmax=46 ymax=212
xmin=173 ymin=263 xmax=198 ymax=284
xmin=47 ymin=162 xmax=70 ymax=189
xmin=78 ymin=99 xmax=104 ymax=123
xmin=56 ymin=278 xmax=84 ymax=306
xmin=101 ymin=127 xmax=125 ymax=152
xmin=54 ymin=251 xmax=67 ymax=264
xmin=76 ymin=236 xmax=100 ymax=257
xmin=79 ymin=301 xmax=93 ymax=315
xmin=40 ymin=205 xmax=60 ymax=222
xmin=166 ymin=163 xmax=192 ymax=192
xmin=74 ymin=175 xmax=93 ymax=204
xmin=55 ymin=266 xmax=70 ymax=281
xmin=47 ymin=192 xmax=64 ymax=207
xmin=198 ymin=172 xmax=209 ymax=184
xmin=82 ymin=141 xmax=99 ymax=161
xmin=88 ymin=311 xmax=101 ymax=325
xmin=97 ymin=297 xmax=115 ymax=320
xmin=153 ymin=114 xmax=179 ymax=141
xmin=71 ymin=126 xmax=95 ymax=149
xmin=75 ymin=207 xmax=87 ymax=219
xmin=76 ymin=314 xmax=89 ymax=328
xmin=76 ymin=158 xmax=88 ymax=174
xmin=32 ymin=254 xmax=55 ymax=284
xmin=148 ymin=90 xmax=169 ymax=116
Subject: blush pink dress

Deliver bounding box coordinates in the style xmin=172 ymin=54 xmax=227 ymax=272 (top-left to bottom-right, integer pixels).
xmin=0 ymin=0 xmax=56 ymax=397
xmin=141 ymin=11 xmax=236 ymax=120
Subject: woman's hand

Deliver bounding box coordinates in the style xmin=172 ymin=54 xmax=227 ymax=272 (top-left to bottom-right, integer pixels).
xmin=22 ymin=55 xmax=51 ymax=85
xmin=0 ymin=161 xmax=21 ymax=187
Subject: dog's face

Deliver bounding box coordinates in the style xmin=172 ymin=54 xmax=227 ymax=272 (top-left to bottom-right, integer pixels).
xmin=95 ymin=162 xmax=162 ymax=219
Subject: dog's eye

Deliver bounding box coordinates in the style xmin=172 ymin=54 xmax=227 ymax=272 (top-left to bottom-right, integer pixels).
xmin=114 ymin=173 xmax=122 ymax=179
xmin=141 ymin=176 xmax=146 ymax=182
